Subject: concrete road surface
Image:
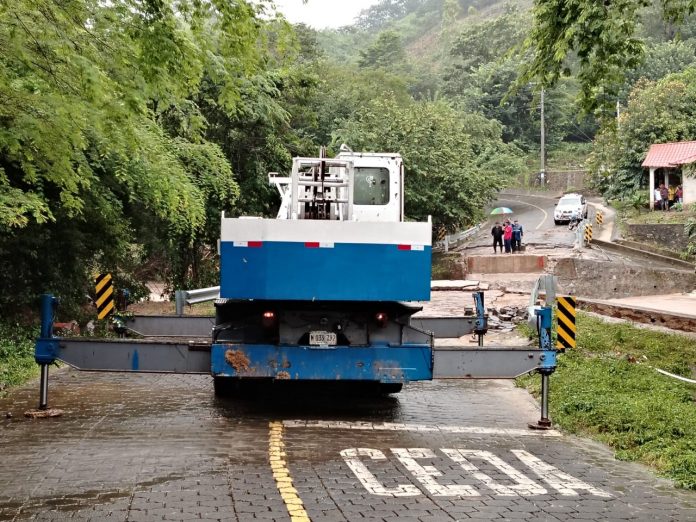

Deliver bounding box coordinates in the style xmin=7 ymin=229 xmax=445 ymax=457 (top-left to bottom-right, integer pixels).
xmin=2 ymin=370 xmax=696 ymax=521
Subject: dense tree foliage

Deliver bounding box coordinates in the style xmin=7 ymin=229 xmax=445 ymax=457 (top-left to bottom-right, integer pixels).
xmin=520 ymin=0 xmax=696 ymax=115
xmin=335 ymin=95 xmax=522 ymax=229
xmin=588 ymin=68 xmax=696 ymax=199
xmin=0 ymin=0 xmax=285 ymax=311
xmin=4 ymin=0 xmax=696 ymax=314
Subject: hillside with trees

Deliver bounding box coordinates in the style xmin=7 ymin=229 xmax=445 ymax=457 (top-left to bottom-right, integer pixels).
xmin=1 ymin=0 xmax=696 ymax=319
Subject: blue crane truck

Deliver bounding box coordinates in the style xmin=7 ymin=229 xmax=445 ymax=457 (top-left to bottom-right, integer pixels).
xmin=33 ymin=149 xmax=558 ymax=426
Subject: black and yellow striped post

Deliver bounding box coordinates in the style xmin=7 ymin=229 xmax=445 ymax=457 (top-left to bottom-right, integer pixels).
xmin=95 ymin=273 xmax=115 ymax=320
xmin=596 ymin=211 xmax=604 ymax=226
xmin=556 ymin=295 xmax=576 ymax=351
xmin=584 ymin=223 xmax=593 ymax=244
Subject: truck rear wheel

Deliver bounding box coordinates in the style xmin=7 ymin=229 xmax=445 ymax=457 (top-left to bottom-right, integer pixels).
xmin=379 ymin=383 xmax=403 ymax=394
xmin=213 ymin=376 xmax=236 ymax=397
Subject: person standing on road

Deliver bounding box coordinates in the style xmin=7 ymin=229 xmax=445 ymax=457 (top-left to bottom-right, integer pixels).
xmin=512 ymin=219 xmax=524 ymax=252
xmin=491 ymin=221 xmax=504 ymax=253
xmin=503 ymin=220 xmax=513 ymax=254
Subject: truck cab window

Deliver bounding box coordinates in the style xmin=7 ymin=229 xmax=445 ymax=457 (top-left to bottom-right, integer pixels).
xmin=354 ymin=167 xmax=390 ymax=205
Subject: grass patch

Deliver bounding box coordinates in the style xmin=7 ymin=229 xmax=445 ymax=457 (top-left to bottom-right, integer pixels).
xmin=0 ymin=321 xmax=38 ymax=396
xmin=628 ymin=210 xmax=695 ymax=225
xmin=616 ymin=204 xmax=696 ymax=225
xmin=518 ymin=313 xmax=696 ymax=489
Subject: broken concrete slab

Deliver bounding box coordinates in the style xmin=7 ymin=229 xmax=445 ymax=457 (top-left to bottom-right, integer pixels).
xmin=431 ymin=280 xmax=479 ymax=290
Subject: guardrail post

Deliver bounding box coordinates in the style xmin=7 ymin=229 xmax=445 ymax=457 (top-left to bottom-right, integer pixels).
xmin=530 ymin=306 xmax=556 ymax=430
xmin=175 ymin=290 xmax=186 ymax=316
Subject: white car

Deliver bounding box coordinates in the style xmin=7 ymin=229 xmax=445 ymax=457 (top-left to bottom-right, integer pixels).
xmin=554 ymin=193 xmax=588 ymax=225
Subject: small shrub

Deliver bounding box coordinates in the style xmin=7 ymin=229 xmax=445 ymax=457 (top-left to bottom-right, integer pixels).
xmin=0 ymin=322 xmax=38 ymax=395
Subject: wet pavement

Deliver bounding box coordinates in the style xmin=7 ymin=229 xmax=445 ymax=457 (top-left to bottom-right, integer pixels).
xmin=604 ymin=292 xmax=696 ymax=319
xmin=2 ymin=370 xmax=696 ymax=521
xmin=2 ymin=193 xmax=695 ymax=521
xmin=467 ymin=194 xmax=578 ymax=256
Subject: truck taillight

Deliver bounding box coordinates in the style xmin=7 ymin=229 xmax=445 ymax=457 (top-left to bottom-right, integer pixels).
xmin=262 ymin=311 xmax=276 ymax=328
xmin=375 ymin=312 xmax=388 ymax=328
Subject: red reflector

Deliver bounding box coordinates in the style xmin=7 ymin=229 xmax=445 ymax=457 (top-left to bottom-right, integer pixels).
xmin=305 ymin=242 xmax=320 ymax=248
xmin=248 ymin=241 xmax=263 ymax=248
xmin=397 ymin=244 xmax=411 ymax=251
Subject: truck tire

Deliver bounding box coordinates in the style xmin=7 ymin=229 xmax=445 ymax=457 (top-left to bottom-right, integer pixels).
xmin=379 ymin=383 xmax=403 ymax=394
xmin=213 ymin=376 xmax=237 ymax=397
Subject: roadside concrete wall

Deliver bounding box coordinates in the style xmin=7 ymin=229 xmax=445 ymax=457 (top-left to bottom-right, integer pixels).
xmin=554 ymin=258 xmax=696 ymax=299
xmin=467 ymin=255 xmax=546 ymax=274
xmin=625 ymin=224 xmax=688 ymax=252
xmin=546 ymin=170 xmax=587 ymax=192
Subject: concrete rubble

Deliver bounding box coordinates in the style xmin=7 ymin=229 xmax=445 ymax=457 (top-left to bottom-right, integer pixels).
xmin=487 ymin=305 xmax=528 ymax=332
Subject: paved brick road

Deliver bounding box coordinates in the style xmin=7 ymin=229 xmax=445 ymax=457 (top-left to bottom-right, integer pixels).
xmin=2 ymin=370 xmax=696 ymax=521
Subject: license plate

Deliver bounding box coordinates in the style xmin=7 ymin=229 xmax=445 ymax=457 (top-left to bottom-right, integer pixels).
xmin=309 ymin=331 xmax=337 ymax=346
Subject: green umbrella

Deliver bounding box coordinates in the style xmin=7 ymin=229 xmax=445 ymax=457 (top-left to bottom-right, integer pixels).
xmin=490 ymin=207 xmax=513 ymax=215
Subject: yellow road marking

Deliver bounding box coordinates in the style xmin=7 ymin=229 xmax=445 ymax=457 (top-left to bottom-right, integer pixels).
xmin=269 ymin=421 xmax=310 ymax=522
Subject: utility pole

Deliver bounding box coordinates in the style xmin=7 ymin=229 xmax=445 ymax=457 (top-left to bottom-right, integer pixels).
xmin=540 ymin=88 xmax=545 ymax=185
xmin=616 ymin=99 xmax=621 ymax=130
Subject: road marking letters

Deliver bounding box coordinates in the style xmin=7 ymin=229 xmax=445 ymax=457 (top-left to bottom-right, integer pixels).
xmin=341 ymin=447 xmax=612 ymax=498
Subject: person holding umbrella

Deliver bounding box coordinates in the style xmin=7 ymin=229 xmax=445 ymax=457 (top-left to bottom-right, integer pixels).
xmin=503 ymin=219 xmax=513 ymax=254
xmin=490 ymin=207 xmax=514 ymax=254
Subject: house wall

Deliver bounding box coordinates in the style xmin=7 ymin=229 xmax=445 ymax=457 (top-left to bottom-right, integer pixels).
xmin=684 ymin=175 xmax=695 ymax=205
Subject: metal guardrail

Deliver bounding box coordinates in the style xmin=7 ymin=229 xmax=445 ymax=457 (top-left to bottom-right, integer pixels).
xmin=433 ymin=224 xmax=482 ymax=252
xmin=175 ymin=286 xmax=220 ymax=315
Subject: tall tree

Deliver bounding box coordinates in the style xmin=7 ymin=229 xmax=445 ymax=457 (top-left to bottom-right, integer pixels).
xmin=519 ymin=0 xmax=696 ymax=115
xmin=335 ymin=95 xmax=522 ymax=229
xmin=588 ymin=67 xmax=696 ymax=199
xmin=0 ymin=0 xmax=273 ymax=310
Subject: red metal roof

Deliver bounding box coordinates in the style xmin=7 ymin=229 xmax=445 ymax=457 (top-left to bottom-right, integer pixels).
xmin=642 ymin=140 xmax=696 ymax=168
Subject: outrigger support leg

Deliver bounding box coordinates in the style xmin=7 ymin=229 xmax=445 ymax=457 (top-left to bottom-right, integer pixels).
xmin=473 ymin=292 xmax=487 ymax=347
xmin=29 ymin=294 xmax=62 ymax=417
xmin=39 ymin=364 xmax=49 ymax=410
xmin=529 ymin=306 xmax=556 ymax=430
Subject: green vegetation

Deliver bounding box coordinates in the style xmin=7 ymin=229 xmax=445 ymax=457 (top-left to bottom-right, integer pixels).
xmin=521 ymin=0 xmax=696 ymax=115
xmin=589 ymin=68 xmax=696 ymax=200
xmin=3 ymin=0 xmax=696 ymax=391
xmin=519 ymin=313 xmax=696 ymax=489
xmin=0 ymin=323 xmax=37 ymax=396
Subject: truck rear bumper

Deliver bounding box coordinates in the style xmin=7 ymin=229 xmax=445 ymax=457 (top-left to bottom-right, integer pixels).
xmin=211 ymin=344 xmax=433 ymax=382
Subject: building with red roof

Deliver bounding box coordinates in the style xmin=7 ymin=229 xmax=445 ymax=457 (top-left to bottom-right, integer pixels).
xmin=642 ymin=141 xmax=695 ymax=209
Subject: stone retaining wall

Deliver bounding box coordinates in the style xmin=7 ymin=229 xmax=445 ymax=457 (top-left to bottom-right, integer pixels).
xmin=466 ymin=255 xmax=546 ymax=274
xmin=625 ymin=223 xmax=688 ymax=253
xmin=546 ymin=170 xmax=587 ymax=192
xmin=553 ymin=258 xmax=696 ymax=299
